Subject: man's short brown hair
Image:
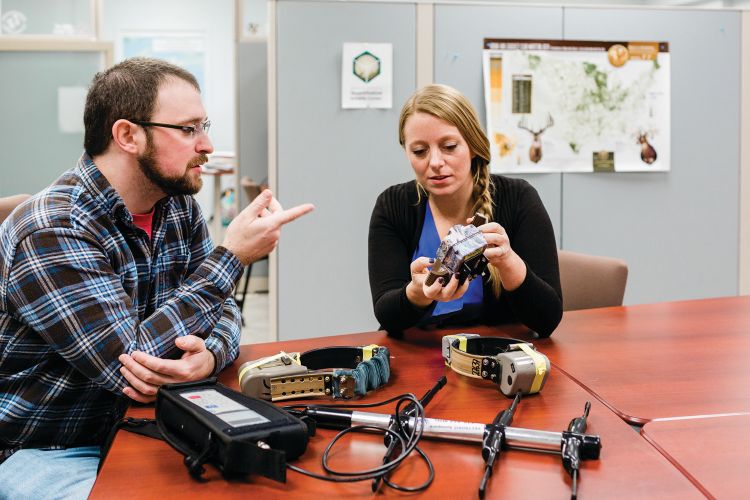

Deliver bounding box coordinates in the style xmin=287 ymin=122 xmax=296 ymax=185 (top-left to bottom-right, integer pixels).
xmin=83 ymin=57 xmax=200 ymax=156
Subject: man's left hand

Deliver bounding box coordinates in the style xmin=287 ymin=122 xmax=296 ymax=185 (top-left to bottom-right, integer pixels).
xmin=118 ymin=335 xmax=216 ymax=403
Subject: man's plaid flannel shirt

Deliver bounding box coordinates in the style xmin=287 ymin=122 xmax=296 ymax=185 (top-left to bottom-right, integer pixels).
xmin=0 ymin=154 xmax=242 ymax=461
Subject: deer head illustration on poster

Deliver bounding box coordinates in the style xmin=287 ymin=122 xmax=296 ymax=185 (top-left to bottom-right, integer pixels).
xmin=518 ymin=114 xmax=554 ymax=164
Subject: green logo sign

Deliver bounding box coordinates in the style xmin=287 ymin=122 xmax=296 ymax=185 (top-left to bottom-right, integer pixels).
xmin=353 ymin=51 xmax=380 ymax=83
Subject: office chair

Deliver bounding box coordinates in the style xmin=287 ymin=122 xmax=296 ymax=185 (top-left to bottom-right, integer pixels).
xmin=0 ymin=194 xmax=31 ymax=224
xmin=557 ymin=249 xmax=628 ymax=311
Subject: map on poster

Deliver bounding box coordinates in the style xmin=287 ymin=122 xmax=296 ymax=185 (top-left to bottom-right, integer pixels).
xmin=482 ymin=39 xmax=670 ymax=173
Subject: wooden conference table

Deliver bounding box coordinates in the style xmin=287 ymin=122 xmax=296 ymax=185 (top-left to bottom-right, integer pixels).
xmin=91 ymin=298 xmax=731 ymax=499
xmin=538 ymin=295 xmax=750 ymax=499
xmin=641 ymin=414 xmax=750 ymax=499
xmin=536 ymin=295 xmax=750 ymax=424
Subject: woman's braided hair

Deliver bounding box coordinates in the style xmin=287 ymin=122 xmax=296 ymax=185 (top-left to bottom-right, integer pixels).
xmin=399 ymin=84 xmax=501 ymax=297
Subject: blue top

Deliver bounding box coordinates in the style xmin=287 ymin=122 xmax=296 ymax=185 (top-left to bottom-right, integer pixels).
xmin=412 ymin=203 xmax=483 ymax=325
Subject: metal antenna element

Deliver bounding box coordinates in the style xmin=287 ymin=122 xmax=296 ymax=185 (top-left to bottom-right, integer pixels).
xmin=478 ymin=393 xmax=521 ymax=498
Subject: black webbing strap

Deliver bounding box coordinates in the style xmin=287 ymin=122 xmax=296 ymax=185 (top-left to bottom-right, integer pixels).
xmin=98 ymin=417 xmax=162 ymax=474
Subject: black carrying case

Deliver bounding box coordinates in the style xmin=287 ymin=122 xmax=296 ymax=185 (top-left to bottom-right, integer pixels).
xmin=155 ymin=378 xmax=310 ymax=482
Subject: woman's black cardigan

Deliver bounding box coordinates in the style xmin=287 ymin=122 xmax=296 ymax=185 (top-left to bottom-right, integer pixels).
xmin=367 ymin=175 xmax=562 ymax=337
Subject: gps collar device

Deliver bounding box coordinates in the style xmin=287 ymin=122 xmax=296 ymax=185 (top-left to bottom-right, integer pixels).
xmin=442 ymin=334 xmax=549 ymax=396
xmin=238 ymin=344 xmax=390 ymax=401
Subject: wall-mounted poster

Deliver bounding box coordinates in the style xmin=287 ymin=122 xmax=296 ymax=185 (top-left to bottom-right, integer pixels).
xmin=341 ymin=42 xmax=392 ymax=109
xmin=483 ymin=39 xmax=670 ymax=173
xmin=120 ymin=32 xmax=207 ymax=93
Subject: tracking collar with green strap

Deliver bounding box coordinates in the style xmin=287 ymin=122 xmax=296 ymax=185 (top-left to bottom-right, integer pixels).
xmin=238 ymin=344 xmax=390 ymax=401
xmin=442 ymin=333 xmax=549 ymax=396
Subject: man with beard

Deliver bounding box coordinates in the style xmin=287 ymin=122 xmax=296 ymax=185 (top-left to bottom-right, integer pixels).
xmin=0 ymin=58 xmax=313 ymax=498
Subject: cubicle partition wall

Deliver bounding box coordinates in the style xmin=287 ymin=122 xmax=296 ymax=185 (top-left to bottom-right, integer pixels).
xmin=238 ymin=40 xmax=268 ymax=209
xmin=268 ymin=1 xmax=741 ymax=340
xmin=561 ymin=8 xmax=740 ymax=306
xmin=433 ymin=4 xmax=564 ymax=245
xmin=0 ymin=0 xmax=102 ymax=173
xmin=433 ymin=5 xmax=741 ymax=307
xmin=273 ymin=1 xmax=417 ymax=340
xmin=237 ymin=39 xmax=270 ymax=283
xmin=0 ymin=48 xmax=108 ymax=196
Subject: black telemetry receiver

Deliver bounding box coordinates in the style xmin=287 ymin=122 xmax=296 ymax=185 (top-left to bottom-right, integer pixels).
xmin=155 ymin=378 xmax=311 ymax=482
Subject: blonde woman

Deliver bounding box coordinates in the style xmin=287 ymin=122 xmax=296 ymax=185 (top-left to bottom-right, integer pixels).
xmin=368 ymin=84 xmax=562 ymax=337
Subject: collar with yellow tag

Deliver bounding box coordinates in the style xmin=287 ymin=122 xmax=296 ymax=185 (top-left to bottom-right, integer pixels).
xmin=441 ymin=334 xmax=549 ymax=397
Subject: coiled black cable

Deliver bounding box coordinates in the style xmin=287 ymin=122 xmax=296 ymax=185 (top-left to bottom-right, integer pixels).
xmin=283 ymin=393 xmax=434 ymax=492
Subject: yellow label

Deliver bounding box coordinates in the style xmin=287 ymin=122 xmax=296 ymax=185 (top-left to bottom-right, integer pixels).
xmin=443 ymin=335 xmax=470 ymax=366
xmin=458 ymin=336 xmax=468 ymax=352
xmin=362 ymin=344 xmax=380 ymax=361
xmin=444 ymin=335 xmax=470 ymax=351
xmin=515 ymin=344 xmax=548 ymax=394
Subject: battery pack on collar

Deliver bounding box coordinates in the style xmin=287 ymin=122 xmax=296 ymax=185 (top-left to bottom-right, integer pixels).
xmin=237 ymin=344 xmax=391 ymax=401
xmin=155 ymin=378 xmax=311 ymax=482
xmin=442 ymin=334 xmax=550 ymax=396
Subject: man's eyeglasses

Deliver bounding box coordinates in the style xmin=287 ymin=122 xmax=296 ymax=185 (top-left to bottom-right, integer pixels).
xmin=131 ymin=119 xmax=211 ymax=137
